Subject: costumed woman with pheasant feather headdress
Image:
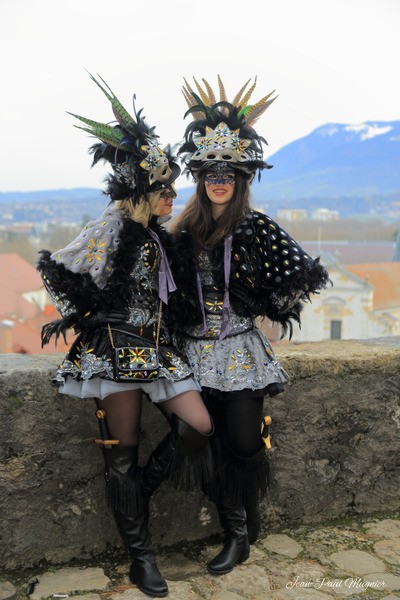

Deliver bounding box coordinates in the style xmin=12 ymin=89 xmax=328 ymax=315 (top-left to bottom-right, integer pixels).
xmin=37 ymin=73 xmax=214 ymax=598
xmin=173 ymin=76 xmax=330 ymax=574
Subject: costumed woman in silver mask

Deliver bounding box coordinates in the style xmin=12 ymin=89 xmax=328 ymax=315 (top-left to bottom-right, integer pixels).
xmin=37 ymin=73 xmax=213 ymax=599
xmin=173 ymin=76 xmax=330 ymax=575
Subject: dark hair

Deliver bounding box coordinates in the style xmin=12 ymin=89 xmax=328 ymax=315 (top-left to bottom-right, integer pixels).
xmin=173 ymin=170 xmax=251 ymax=249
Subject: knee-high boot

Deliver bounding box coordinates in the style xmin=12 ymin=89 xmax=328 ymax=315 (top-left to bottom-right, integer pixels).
xmin=231 ymin=445 xmax=269 ymax=544
xmin=206 ymin=436 xmax=269 ymax=567
xmin=141 ymin=413 xmax=214 ymax=504
xmin=204 ymin=436 xmax=250 ymax=574
xmin=105 ymin=445 xmax=168 ymax=598
xmin=207 ymin=495 xmax=250 ymax=575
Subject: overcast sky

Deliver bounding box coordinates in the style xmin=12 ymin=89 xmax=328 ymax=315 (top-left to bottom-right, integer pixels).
xmin=1 ymin=0 xmax=399 ymax=192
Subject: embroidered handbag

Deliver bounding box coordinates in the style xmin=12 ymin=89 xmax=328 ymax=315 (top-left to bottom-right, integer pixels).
xmin=107 ymin=301 xmax=162 ymax=382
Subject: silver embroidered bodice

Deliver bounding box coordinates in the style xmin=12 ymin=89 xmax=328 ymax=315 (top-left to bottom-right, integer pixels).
xmin=185 ymin=251 xmax=253 ymax=339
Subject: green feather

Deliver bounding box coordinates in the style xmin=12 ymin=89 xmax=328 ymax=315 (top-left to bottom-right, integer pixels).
xmin=72 ymin=125 xmax=134 ymax=150
xmin=87 ymin=71 xmax=136 ymax=130
xmin=237 ymin=105 xmax=253 ymax=118
xmin=66 ymin=111 xmax=115 ymax=131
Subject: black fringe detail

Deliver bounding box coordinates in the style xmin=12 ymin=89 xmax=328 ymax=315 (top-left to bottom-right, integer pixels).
xmin=205 ymin=437 xmax=270 ymax=506
xmin=105 ymin=466 xmax=143 ymax=517
xmin=159 ymin=414 xmax=215 ymax=491
xmin=165 ymin=437 xmax=215 ymax=492
xmin=41 ymin=313 xmax=78 ymax=347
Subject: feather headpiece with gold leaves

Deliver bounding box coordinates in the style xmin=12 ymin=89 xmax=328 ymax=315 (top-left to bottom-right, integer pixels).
xmin=68 ymin=72 xmax=180 ymax=203
xmin=179 ymin=75 xmax=277 ymax=178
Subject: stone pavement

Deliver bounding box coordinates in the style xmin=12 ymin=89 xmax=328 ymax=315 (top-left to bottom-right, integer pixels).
xmin=1 ymin=516 xmax=400 ymax=600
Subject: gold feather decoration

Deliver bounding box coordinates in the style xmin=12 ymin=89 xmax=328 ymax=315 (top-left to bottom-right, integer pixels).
xmin=193 ymin=77 xmax=211 ymax=105
xmin=240 ymin=76 xmax=258 ymax=108
xmin=182 ymin=87 xmax=196 ymax=109
xmin=182 ymin=75 xmax=276 ymax=124
xmin=181 ymin=88 xmax=204 ymax=120
xmin=202 ymin=78 xmax=216 ymax=105
xmin=217 ymin=75 xmax=227 ymax=102
xmin=243 ymin=92 xmax=277 ymax=127
xmin=232 ymin=78 xmax=251 ymax=107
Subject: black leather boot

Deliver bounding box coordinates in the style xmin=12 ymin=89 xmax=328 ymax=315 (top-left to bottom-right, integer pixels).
xmin=245 ymin=501 xmax=261 ymax=545
xmin=141 ymin=413 xmax=214 ymax=498
xmin=113 ymin=508 xmax=168 ymax=598
xmin=207 ymin=500 xmax=250 ymax=575
xmin=106 ymin=446 xmax=168 ymax=598
xmin=230 ymin=445 xmax=269 ymax=545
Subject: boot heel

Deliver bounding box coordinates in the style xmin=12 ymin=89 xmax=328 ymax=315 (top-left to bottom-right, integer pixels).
xmin=238 ymin=544 xmax=250 ymax=563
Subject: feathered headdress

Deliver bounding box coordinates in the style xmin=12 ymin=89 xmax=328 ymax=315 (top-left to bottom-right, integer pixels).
xmin=68 ymin=72 xmax=180 ymax=203
xmin=179 ymin=75 xmax=277 ymax=178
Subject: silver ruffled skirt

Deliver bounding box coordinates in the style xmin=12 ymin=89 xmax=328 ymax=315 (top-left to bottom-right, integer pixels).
xmin=177 ymin=325 xmax=288 ymax=393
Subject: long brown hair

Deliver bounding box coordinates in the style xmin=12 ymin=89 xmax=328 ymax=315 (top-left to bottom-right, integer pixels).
xmin=173 ymin=170 xmax=251 ymax=249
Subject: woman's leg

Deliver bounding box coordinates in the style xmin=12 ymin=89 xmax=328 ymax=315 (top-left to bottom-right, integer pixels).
xmin=97 ymin=389 xmax=142 ymax=446
xmin=95 ymin=390 xmax=168 ymax=598
xmin=207 ymin=395 xmax=267 ymax=574
xmin=223 ymin=395 xmax=267 ymax=545
xmin=160 ymin=390 xmax=212 ymax=433
xmin=224 ymin=396 xmax=264 ymax=458
xmin=141 ymin=390 xmax=213 ymax=500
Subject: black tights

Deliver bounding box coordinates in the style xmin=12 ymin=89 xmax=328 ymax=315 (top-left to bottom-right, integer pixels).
xmin=97 ymin=389 xmax=212 ymax=447
xmin=203 ymin=392 xmax=264 ymax=458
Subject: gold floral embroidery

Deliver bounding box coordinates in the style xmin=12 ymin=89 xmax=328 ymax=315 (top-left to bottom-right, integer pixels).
xmin=85 ymin=238 xmax=107 ymax=263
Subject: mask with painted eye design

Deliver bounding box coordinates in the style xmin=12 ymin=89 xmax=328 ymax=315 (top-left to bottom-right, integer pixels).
xmin=205 ymin=164 xmax=236 ymax=186
xmin=159 ymin=185 xmax=177 ymax=200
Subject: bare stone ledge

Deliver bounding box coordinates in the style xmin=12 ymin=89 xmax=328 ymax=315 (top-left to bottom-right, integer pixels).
xmin=364 ymin=519 xmax=400 ymax=539
xmin=261 ymin=534 xmax=303 ymax=558
xmin=373 ymin=538 xmax=400 ymax=566
xmin=29 ymin=567 xmax=110 ymax=600
xmin=0 ymin=337 xmax=399 ymax=571
xmin=0 ymin=582 xmax=16 ymax=600
xmin=328 ymin=549 xmax=387 ymax=575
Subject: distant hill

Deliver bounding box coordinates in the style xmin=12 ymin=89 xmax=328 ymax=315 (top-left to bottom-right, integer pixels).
xmin=1 ymin=121 xmax=399 ymax=221
xmin=253 ymin=120 xmax=400 ymax=204
xmin=0 ymin=188 xmax=104 ymax=204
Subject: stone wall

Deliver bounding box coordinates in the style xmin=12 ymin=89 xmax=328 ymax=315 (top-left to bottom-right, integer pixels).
xmin=0 ymin=338 xmax=399 ymax=570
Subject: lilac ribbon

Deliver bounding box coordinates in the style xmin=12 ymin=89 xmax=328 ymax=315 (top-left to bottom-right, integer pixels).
xmin=196 ymin=272 xmax=208 ymax=335
xmin=148 ymin=228 xmax=177 ymax=304
xmin=219 ymin=235 xmax=233 ymax=340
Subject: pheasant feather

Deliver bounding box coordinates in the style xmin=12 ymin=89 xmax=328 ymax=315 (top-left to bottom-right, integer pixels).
xmin=193 ymin=77 xmax=211 ymax=105
xmin=243 ymin=93 xmax=277 ymax=126
xmin=232 ymin=79 xmax=251 ymax=107
xmin=183 ymin=77 xmax=196 ymax=99
xmin=202 ymin=78 xmax=216 ymax=105
xmin=182 ymin=89 xmax=204 ymax=120
xmin=217 ymin=75 xmax=227 ymax=102
xmin=240 ymin=76 xmax=258 ymax=108
xmin=73 ymin=126 xmax=133 ymax=151
xmin=66 ymin=112 xmax=124 ymax=141
xmin=87 ymin=71 xmax=136 ymax=131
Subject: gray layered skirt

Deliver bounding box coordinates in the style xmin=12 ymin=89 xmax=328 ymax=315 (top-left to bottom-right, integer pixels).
xmin=178 ymin=320 xmax=288 ymax=394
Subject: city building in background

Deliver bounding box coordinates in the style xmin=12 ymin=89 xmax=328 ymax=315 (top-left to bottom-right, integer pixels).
xmin=0 ymin=253 xmax=70 ymax=354
xmin=290 ymin=254 xmax=400 ymax=341
xmin=276 ymin=208 xmax=307 ymax=221
xmin=311 ymin=208 xmax=339 ymax=221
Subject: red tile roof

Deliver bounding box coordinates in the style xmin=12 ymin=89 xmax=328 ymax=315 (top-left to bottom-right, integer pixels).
xmin=0 ymin=253 xmax=72 ymax=353
xmin=0 ymin=319 xmax=70 ymax=354
xmin=346 ymin=263 xmax=400 ymax=310
xmin=0 ymin=253 xmax=43 ymax=319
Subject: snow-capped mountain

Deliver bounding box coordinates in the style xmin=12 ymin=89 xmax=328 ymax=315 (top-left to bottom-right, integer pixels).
xmin=253 ymin=120 xmax=400 ymax=202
